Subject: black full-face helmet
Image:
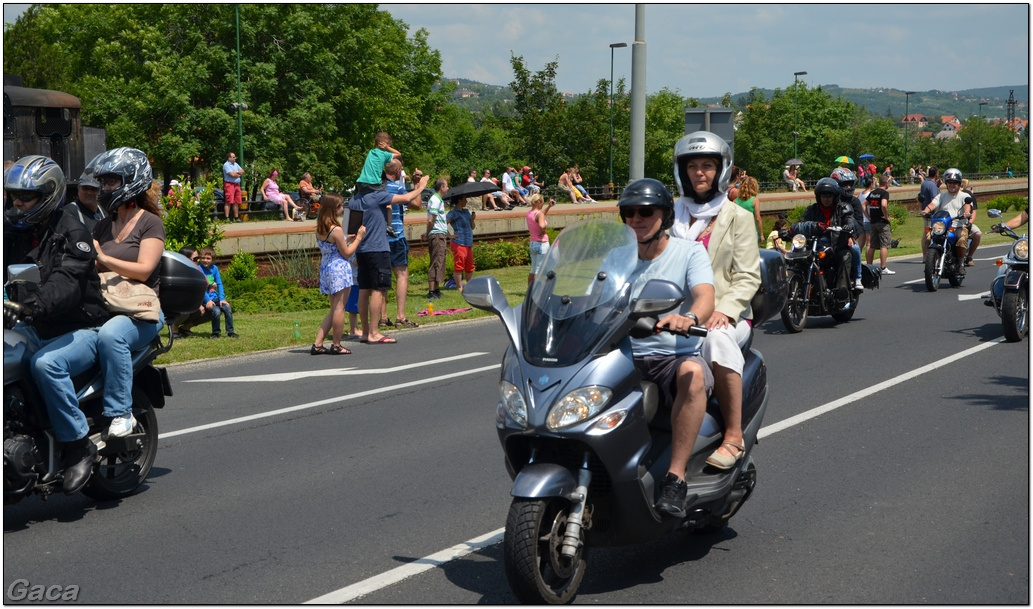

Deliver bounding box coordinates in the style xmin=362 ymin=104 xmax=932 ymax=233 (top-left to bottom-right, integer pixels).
xmin=3 ymin=155 xmax=66 ymax=231
xmin=814 ymin=178 xmax=841 ymax=206
xmin=618 ymin=178 xmax=675 ymax=231
xmin=673 ymin=131 xmax=733 ymax=203
xmin=830 ymin=167 xmax=857 ymax=195
xmin=86 ymin=147 xmax=153 ymax=213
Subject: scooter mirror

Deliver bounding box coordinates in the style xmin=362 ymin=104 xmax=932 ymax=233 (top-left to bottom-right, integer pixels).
xmin=462 ymin=275 xmax=508 ymax=312
xmin=630 ymin=279 xmax=684 ymax=317
xmin=987 ymin=209 xmax=1003 ymax=219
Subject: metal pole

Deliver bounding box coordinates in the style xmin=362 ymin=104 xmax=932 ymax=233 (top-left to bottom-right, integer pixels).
xmin=793 ymin=71 xmax=806 ymax=160
xmin=236 ymin=4 xmax=243 ymax=164
xmin=608 ymin=42 xmax=626 ymax=195
xmin=904 ymin=91 xmax=915 ymax=178
xmin=629 ymin=5 xmax=646 ymax=181
xmin=978 ymin=101 xmax=987 ymax=176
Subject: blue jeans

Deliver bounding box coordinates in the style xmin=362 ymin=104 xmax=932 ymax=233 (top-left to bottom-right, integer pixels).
xmin=97 ymin=312 xmax=164 ymax=419
xmin=529 ymin=240 xmax=550 ymax=275
xmin=850 ymin=243 xmax=862 ymax=280
xmin=210 ymin=303 xmax=235 ymax=335
xmin=25 ymin=324 xmax=101 ymax=442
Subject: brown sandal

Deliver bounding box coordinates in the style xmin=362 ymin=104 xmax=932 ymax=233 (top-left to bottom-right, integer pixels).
xmin=310 ymin=344 xmax=328 ymax=355
xmin=329 ymin=344 xmax=351 ymax=355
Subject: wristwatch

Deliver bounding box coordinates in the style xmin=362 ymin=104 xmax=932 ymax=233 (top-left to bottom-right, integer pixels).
xmin=684 ymin=312 xmax=699 ymax=325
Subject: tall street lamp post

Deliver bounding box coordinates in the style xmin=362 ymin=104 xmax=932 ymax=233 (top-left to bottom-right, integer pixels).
xmin=978 ymin=101 xmax=987 ymax=176
xmin=793 ymin=71 xmax=807 ymax=159
xmin=608 ymin=42 xmax=627 ymax=197
xmin=904 ymin=91 xmax=916 ymax=179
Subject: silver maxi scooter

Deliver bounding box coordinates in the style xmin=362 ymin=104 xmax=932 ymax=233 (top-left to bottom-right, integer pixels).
xmin=462 ymin=218 xmax=787 ymax=604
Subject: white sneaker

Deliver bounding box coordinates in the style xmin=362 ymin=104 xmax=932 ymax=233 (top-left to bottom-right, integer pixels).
xmin=107 ymin=414 xmax=137 ymax=438
xmin=854 ymin=278 xmax=864 ymax=289
xmin=880 ymin=267 xmax=896 ymax=275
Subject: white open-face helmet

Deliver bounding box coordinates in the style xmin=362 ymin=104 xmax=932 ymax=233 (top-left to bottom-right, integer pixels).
xmin=673 ymin=131 xmax=733 ymax=202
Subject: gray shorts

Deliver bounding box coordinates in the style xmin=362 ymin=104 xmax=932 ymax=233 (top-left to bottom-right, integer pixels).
xmin=870 ymin=222 xmax=893 ymax=249
xmin=634 ymin=353 xmax=714 ymax=409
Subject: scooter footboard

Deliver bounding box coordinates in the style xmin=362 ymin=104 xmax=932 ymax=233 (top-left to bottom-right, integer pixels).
xmin=510 ymin=463 xmax=578 ymax=499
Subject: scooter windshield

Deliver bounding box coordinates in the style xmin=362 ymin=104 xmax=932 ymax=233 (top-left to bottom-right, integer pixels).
xmin=522 ymin=220 xmax=639 ymax=366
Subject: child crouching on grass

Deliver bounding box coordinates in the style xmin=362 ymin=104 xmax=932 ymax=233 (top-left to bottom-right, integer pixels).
xmin=446 ymin=196 xmax=476 ymax=291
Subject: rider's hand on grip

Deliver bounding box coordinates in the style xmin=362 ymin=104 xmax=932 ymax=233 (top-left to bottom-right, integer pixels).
xmin=4 ymin=301 xmax=25 ymax=329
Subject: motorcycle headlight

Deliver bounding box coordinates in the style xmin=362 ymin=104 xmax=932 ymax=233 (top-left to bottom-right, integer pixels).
xmin=546 ymin=386 xmax=613 ymax=430
xmin=1012 ymin=239 xmax=1029 ymax=262
xmin=931 ymin=220 xmax=947 ymax=236
xmin=499 ymin=380 xmax=528 ymax=427
xmin=791 ymin=234 xmax=807 ymax=250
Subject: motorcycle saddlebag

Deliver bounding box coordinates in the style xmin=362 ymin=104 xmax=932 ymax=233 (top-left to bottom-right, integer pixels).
xmin=861 ymin=264 xmax=881 ymax=290
xmin=159 ymin=250 xmax=207 ymax=317
xmin=750 ymin=249 xmax=789 ymax=326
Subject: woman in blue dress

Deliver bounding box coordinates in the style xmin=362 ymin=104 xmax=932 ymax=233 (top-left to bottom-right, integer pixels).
xmin=311 ymin=193 xmax=365 ymax=354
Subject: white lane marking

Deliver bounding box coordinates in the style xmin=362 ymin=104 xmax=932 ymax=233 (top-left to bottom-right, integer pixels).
xmin=306 ymin=337 xmax=1005 ymax=603
xmin=158 ymin=364 xmax=501 ymax=439
xmin=304 ymin=528 xmax=506 ymax=604
xmin=958 ymin=291 xmax=991 ymax=302
xmin=903 ymin=278 xmax=926 ymax=285
xmin=184 ymin=352 xmax=489 ymax=383
xmin=759 ymin=338 xmax=1002 ymax=438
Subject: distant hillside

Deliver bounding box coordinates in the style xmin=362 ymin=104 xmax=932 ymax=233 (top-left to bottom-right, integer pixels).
xmin=440 ymin=78 xmax=1028 ymax=121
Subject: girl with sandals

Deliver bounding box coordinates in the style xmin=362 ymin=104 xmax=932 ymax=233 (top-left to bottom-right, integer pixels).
xmin=311 ymin=193 xmax=366 ymax=355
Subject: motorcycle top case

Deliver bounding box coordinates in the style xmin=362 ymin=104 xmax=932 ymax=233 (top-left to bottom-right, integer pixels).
xmin=750 ymin=249 xmax=789 ymax=325
xmin=159 ymin=251 xmax=207 ymax=316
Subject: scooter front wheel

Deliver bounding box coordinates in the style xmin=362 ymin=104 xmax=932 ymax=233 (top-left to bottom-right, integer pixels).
xmin=503 ymin=498 xmax=587 ymax=604
xmin=1001 ymin=289 xmax=1028 ymax=342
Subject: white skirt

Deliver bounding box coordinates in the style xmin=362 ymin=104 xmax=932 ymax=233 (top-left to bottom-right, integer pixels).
xmin=700 ymin=318 xmax=751 ymax=375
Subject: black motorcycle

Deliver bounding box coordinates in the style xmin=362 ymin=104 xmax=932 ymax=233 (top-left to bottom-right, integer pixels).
xmin=4 ymin=251 xmax=205 ymax=503
xmin=986 ymin=209 xmax=1028 ymax=342
xmin=779 ymin=221 xmax=878 ymax=333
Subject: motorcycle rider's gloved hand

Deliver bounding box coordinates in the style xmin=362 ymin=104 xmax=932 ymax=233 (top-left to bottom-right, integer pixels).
xmin=3 ymin=301 xmax=35 ymax=327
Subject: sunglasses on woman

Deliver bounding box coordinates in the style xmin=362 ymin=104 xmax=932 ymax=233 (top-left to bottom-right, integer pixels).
xmin=619 ymin=206 xmax=656 ymax=220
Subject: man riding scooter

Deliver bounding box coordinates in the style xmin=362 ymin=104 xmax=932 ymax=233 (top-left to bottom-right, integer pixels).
xmin=615 ymin=178 xmax=716 ymax=517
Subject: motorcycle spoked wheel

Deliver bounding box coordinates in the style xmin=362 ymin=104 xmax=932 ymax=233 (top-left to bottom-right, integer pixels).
xmin=780 ymin=273 xmax=808 ymax=333
xmin=82 ymin=406 xmax=158 ymax=501
xmin=1001 ymin=289 xmax=1029 ymax=342
xmin=924 ymin=249 xmax=942 ymax=292
xmin=503 ymin=498 xmax=587 ymax=605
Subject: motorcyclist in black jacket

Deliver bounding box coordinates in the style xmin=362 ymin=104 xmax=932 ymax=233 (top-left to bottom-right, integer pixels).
xmin=784 ymin=177 xmax=860 ymax=298
xmin=3 ymin=155 xmax=111 ymax=494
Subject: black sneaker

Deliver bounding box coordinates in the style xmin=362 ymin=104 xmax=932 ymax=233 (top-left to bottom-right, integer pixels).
xmin=656 ymin=472 xmax=688 ymax=518
xmin=432 ymin=289 xmax=443 ymax=300
xmin=179 ymin=327 xmax=194 ymax=337
xmin=210 ymin=333 xmax=220 ymax=339
xmin=427 ymin=291 xmax=438 ymax=301
xmin=227 ymin=332 xmax=240 ymax=338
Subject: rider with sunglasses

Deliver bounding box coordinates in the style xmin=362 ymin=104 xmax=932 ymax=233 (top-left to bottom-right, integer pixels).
xmin=616 ymin=178 xmax=716 ymax=517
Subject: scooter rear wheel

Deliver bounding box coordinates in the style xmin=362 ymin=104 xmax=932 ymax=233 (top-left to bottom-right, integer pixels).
xmin=82 ymin=405 xmax=158 ymax=501
xmin=503 ymin=498 xmax=587 ymax=604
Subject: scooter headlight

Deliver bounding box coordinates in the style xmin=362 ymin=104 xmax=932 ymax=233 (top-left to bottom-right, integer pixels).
xmin=1011 ymin=239 xmax=1028 ymax=262
xmin=791 ymin=234 xmax=807 ymax=250
xmin=546 ymin=386 xmax=613 ymax=430
xmin=499 ymin=381 xmax=528 ymax=427
xmin=931 ymin=220 xmax=947 ymax=236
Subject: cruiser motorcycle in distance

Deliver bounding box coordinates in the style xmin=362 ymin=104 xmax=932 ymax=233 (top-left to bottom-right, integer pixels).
xmin=462 ymin=219 xmax=786 ymax=604
xmin=4 ymin=251 xmax=205 ymax=503
xmin=923 ymin=209 xmax=970 ymax=292
xmin=985 ymin=209 xmax=1029 ymax=342
xmin=779 ymin=221 xmax=879 ymax=333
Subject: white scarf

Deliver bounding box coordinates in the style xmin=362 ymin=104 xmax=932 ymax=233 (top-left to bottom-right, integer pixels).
xmin=671 ymin=192 xmax=727 ymax=242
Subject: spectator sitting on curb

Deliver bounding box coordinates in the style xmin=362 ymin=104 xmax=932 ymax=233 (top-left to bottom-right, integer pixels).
xmin=182 ymin=246 xmax=239 ymax=338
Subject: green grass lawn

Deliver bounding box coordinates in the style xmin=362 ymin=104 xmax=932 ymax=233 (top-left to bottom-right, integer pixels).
xmin=155 ymin=209 xmax=1026 ymax=366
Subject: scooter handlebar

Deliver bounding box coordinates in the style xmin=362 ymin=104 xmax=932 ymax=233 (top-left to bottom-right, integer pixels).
xmin=658 ymin=323 xmax=709 ymax=338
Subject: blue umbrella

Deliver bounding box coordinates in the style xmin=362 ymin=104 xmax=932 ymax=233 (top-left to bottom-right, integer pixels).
xmin=858 ymin=153 xmax=875 ymax=160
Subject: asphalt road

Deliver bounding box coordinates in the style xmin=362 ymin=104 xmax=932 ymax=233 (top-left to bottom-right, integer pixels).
xmin=3 ymin=246 xmax=1029 ymax=604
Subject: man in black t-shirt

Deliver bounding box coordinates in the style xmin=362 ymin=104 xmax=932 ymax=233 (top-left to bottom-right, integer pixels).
xmin=865 ymin=174 xmax=895 ymax=274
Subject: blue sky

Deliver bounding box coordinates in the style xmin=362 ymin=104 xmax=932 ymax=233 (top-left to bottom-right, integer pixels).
xmin=5 ymin=3 xmax=1029 ymax=98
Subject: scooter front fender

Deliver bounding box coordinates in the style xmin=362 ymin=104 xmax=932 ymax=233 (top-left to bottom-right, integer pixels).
xmin=511 ymin=463 xmax=578 ymax=499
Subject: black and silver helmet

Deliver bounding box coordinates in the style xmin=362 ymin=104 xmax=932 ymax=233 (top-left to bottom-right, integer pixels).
xmin=86 ymin=147 xmax=153 ymax=213
xmin=618 ymin=178 xmax=675 ymax=230
xmin=942 ymin=168 xmax=963 ymax=183
xmin=830 ymin=167 xmax=857 ymax=195
xmin=673 ymin=131 xmax=733 ymax=203
xmin=3 ymin=155 xmax=66 ymax=230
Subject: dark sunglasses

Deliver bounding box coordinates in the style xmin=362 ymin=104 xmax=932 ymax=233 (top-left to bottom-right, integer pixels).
xmin=619 ymin=207 xmax=657 ymax=220
xmin=8 ymin=192 xmax=39 ymax=202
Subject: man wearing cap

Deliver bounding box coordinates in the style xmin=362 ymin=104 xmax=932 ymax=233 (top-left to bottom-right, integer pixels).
xmin=222 ymin=151 xmax=244 ymax=223
xmin=64 ymin=168 xmax=107 ymax=232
